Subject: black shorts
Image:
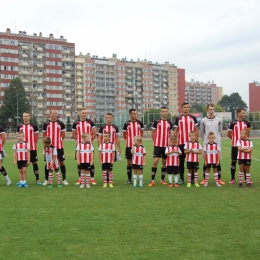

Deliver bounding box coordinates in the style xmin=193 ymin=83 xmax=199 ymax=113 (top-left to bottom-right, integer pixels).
xmin=179 ymin=144 xmax=186 ymax=161
xmin=17 ymin=160 xmax=28 ymax=169
xmin=30 ymin=150 xmax=38 ymax=163
xmin=153 ymin=146 xmax=166 ymax=159
xmin=238 ymin=159 xmax=251 ymax=166
xmin=57 ymin=148 xmax=65 ymax=162
xmin=80 ymin=163 xmax=91 ymax=170
xmin=125 ymin=147 xmax=132 ymax=160
xmin=167 ymin=166 xmax=179 ymax=175
xmin=231 ymin=147 xmax=238 ymax=160
xmin=187 ymin=162 xmax=199 ymax=170
xmin=205 ymin=163 xmax=218 ymax=169
xmin=132 ymin=164 xmax=143 ymax=170
xmin=102 ymin=163 xmax=113 ymax=171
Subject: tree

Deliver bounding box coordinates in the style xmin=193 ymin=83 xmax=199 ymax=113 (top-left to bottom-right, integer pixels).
xmin=0 ymin=77 xmax=31 ymax=128
xmin=217 ymin=93 xmax=248 ymax=120
xmin=66 ymin=117 xmax=72 ymax=132
xmin=190 ymin=103 xmax=206 ymax=117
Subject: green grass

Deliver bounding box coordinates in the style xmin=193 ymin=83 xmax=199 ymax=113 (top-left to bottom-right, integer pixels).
xmin=0 ymin=138 xmax=260 ymax=260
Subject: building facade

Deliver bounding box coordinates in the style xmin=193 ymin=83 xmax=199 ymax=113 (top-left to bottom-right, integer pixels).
xmin=249 ymin=81 xmax=260 ymax=112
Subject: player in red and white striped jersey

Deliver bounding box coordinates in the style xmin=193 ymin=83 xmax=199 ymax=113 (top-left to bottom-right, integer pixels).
xmin=98 ymin=133 xmax=115 ymax=187
xmin=76 ymin=133 xmax=94 ymax=189
xmin=0 ymin=124 xmax=11 ymax=185
xmin=148 ymin=107 xmax=173 ymax=187
xmin=227 ymin=107 xmax=251 ymax=184
xmin=13 ymin=132 xmax=30 ymax=188
xmin=203 ymin=132 xmax=221 ymax=187
xmin=42 ymin=137 xmax=61 ymax=188
xmin=165 ymin=136 xmax=182 ymax=187
xmin=17 ymin=112 xmax=41 ymax=185
xmin=236 ymin=129 xmax=253 ymax=187
xmin=184 ymin=131 xmax=202 ymax=187
xmin=72 ymin=108 xmax=97 ymax=185
xmin=42 ymin=108 xmax=68 ymax=185
xmin=123 ymin=109 xmax=144 ymax=184
xmin=131 ymin=136 xmax=146 ymax=188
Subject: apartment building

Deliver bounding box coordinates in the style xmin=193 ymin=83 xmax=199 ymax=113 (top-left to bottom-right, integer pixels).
xmin=185 ymin=79 xmax=222 ymax=107
xmin=0 ymin=28 xmax=75 ymax=122
xmin=249 ymin=81 xmax=260 ymax=112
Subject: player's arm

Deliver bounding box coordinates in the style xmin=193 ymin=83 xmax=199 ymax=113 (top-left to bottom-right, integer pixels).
xmin=151 ymin=129 xmax=155 ymax=141
xmin=99 ymin=151 xmax=102 ymax=164
xmin=27 ymin=149 xmax=31 ymax=164
xmin=204 ymin=151 xmax=207 ymax=165
xmin=13 ymin=151 xmax=17 ymax=165
xmin=143 ymin=154 xmax=146 ymax=167
xmin=61 ymin=130 xmax=65 ymax=140
xmin=184 ymin=148 xmax=190 ymax=154
xmin=115 ymin=134 xmax=121 ymax=154
xmin=140 ymin=129 xmax=144 ymax=138
xmin=174 ymin=126 xmax=179 ymax=138
xmin=72 ymin=129 xmax=77 ymax=140
xmin=123 ymin=131 xmax=126 ymax=140
xmin=112 ymin=150 xmax=115 ymax=164
xmin=194 ymin=126 xmax=199 ymax=142
xmin=90 ymin=151 xmax=94 ymax=165
xmin=76 ymin=150 xmax=80 ymax=165
xmin=91 ymin=127 xmax=97 ymax=141
xmin=217 ymin=151 xmax=220 ymax=164
xmin=1 ymin=133 xmax=6 ymax=146
xmin=227 ymin=130 xmax=232 ymax=139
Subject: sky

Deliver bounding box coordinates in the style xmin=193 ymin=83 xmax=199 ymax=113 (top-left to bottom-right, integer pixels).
xmin=1 ymin=0 xmax=260 ymax=106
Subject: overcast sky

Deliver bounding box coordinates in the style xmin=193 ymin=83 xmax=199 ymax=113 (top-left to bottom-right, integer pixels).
xmin=1 ymin=0 xmax=260 ymax=106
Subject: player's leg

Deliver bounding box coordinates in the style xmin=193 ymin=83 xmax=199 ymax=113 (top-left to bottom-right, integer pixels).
xmin=213 ymin=167 xmax=221 ymax=187
xmin=125 ymin=147 xmax=132 ymax=184
xmin=148 ymin=156 xmax=159 ymax=186
xmin=204 ymin=167 xmax=210 ymax=187
xmin=161 ymin=148 xmax=167 ymax=185
xmin=80 ymin=165 xmax=86 ymax=188
xmin=238 ymin=161 xmax=244 ymax=188
xmin=17 ymin=167 xmax=24 ymax=188
xmin=75 ymin=150 xmax=81 ymax=185
xmin=102 ymin=164 xmax=108 ymax=187
xmin=187 ymin=168 xmax=192 ymax=187
xmin=31 ymin=150 xmax=41 ymax=185
xmin=193 ymin=163 xmax=199 ymax=187
xmin=108 ymin=164 xmax=113 ymax=187
xmin=86 ymin=168 xmax=91 ymax=188
xmin=217 ymin=164 xmax=225 ymax=185
xmin=138 ymin=168 xmax=143 ymax=188
xmin=179 ymin=145 xmax=186 ymax=184
xmin=167 ymin=166 xmax=173 ymax=187
xmin=245 ymin=164 xmax=252 ymax=187
xmin=90 ymin=164 xmax=96 ymax=185
xmin=0 ymin=160 xmax=11 ymax=185
xmin=55 ymin=168 xmax=62 ymax=188
xmin=57 ymin=149 xmax=68 ymax=185
xmin=229 ymin=147 xmax=237 ymax=184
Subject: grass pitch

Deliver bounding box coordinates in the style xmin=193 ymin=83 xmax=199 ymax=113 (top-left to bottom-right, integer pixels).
xmin=0 ymin=138 xmax=260 ymax=259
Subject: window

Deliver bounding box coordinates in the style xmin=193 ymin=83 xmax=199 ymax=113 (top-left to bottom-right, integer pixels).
xmin=49 ymin=45 xmax=53 ymax=49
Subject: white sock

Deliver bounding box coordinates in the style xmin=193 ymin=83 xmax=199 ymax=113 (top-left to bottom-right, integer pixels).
xmin=168 ymin=174 xmax=172 ymax=184
xmin=139 ymin=174 xmax=143 ymax=184
xmin=133 ymin=174 xmax=137 ymax=184
xmin=174 ymin=174 xmax=178 ymax=183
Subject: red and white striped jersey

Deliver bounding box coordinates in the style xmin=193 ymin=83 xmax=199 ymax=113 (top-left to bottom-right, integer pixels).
xmin=236 ymin=139 xmax=253 ymax=160
xmin=229 ymin=120 xmax=251 ymax=147
xmin=165 ymin=145 xmax=181 ymax=166
xmin=76 ymin=142 xmax=94 ymax=163
xmin=123 ymin=120 xmax=144 ymax=147
xmin=184 ymin=141 xmax=202 ymax=162
xmin=174 ymin=114 xmax=198 ymax=145
xmin=72 ymin=119 xmax=95 ymax=145
xmin=42 ymin=120 xmax=65 ymax=149
xmin=204 ymin=142 xmax=220 ymax=164
xmin=98 ymin=124 xmax=119 ymax=144
xmin=98 ymin=142 xmax=116 ymax=163
xmin=43 ymin=145 xmax=59 ymax=170
xmin=132 ymin=145 xmax=146 ymax=166
xmin=0 ymin=125 xmax=5 ymax=152
xmin=152 ymin=119 xmax=172 ymax=147
xmin=13 ymin=142 xmax=30 ymax=161
xmin=17 ymin=123 xmax=38 ymax=151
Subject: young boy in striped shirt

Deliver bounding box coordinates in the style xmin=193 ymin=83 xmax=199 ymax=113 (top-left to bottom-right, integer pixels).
xmin=13 ymin=132 xmax=30 ymax=188
xmin=203 ymin=132 xmax=221 ymax=187
xmin=236 ymin=129 xmax=253 ymax=188
xmin=131 ymin=135 xmax=146 ymax=188
xmin=76 ymin=133 xmax=94 ymax=189
xmin=165 ymin=136 xmax=182 ymax=188
xmin=99 ymin=132 xmax=115 ymax=188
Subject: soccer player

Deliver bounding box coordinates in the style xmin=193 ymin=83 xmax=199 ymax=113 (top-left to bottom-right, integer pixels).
xmin=148 ymin=106 xmax=172 ymax=186
xmin=236 ymin=129 xmax=253 ymax=188
xmin=174 ymin=102 xmax=198 ymax=184
xmin=17 ymin=112 xmax=41 ymax=185
xmin=98 ymin=132 xmax=115 ymax=188
xmin=72 ymin=108 xmax=97 ymax=185
xmin=165 ymin=136 xmax=182 ymax=188
xmin=184 ymin=131 xmax=202 ymax=187
xmin=76 ymin=133 xmax=94 ymax=189
xmin=227 ymin=107 xmax=251 ymax=184
xmin=42 ymin=108 xmax=68 ymax=185
xmin=0 ymin=124 xmax=11 ymax=185
xmin=131 ymin=135 xmax=146 ymax=188
xmin=13 ymin=132 xmax=30 ymax=188
xmin=42 ymin=137 xmax=62 ymax=188
xmin=123 ymin=109 xmax=144 ymax=184
xmin=200 ymin=104 xmax=225 ymax=185
xmin=203 ymin=132 xmax=221 ymax=187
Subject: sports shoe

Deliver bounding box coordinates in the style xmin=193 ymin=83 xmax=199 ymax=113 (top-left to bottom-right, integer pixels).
xmin=79 ymin=184 xmax=84 ymax=188
xmin=6 ymin=177 xmax=11 ymax=186
xmin=246 ymin=182 xmax=253 ymax=188
xmin=58 ymin=184 xmax=62 ymax=188
xmin=62 ymin=180 xmax=69 ymax=185
xmin=238 ymin=182 xmax=243 ymax=188
xmin=243 ymin=179 xmax=247 ymax=183
xmin=216 ymin=182 xmax=221 ymax=187
xmin=179 ymin=180 xmax=184 ymax=185
xmin=16 ymin=181 xmax=22 ymax=186
xmin=48 ymin=184 xmax=53 ymax=188
xmin=229 ymin=179 xmax=235 ymax=184
xmin=86 ymin=184 xmax=90 ymax=188
xmin=91 ymin=179 xmax=96 ymax=185
xmin=218 ymin=179 xmax=225 ymax=185
xmin=75 ymin=179 xmax=81 ymax=185
xmin=17 ymin=183 xmax=23 ymax=188
xmin=169 ymin=183 xmax=173 ymax=188
xmin=23 ymin=182 xmax=29 ymax=188
xmin=204 ymin=182 xmax=208 ymax=187
xmin=139 ymin=183 xmax=143 ymax=188
xmin=125 ymin=180 xmax=132 ymax=184
xmin=194 ymin=182 xmax=200 ymax=188
xmin=109 ymin=183 xmax=113 ymax=188
xmin=103 ymin=182 xmax=107 ymax=188
xmin=187 ymin=182 xmax=191 ymax=188
xmin=160 ymin=180 xmax=167 ymax=185
xmin=42 ymin=180 xmax=49 ymax=186
xmin=148 ymin=181 xmax=155 ymax=187
xmin=133 ymin=183 xmax=137 ymax=188
xmin=200 ymin=179 xmax=206 ymax=185
xmin=174 ymin=183 xmax=179 ymax=187
xmin=36 ymin=180 xmax=42 ymax=186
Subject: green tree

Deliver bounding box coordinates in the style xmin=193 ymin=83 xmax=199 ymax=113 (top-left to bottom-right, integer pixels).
xmin=190 ymin=103 xmax=206 ymax=117
xmin=66 ymin=117 xmax=72 ymax=132
xmin=214 ymin=104 xmax=224 ymax=112
xmin=0 ymin=77 xmax=31 ymax=128
xmin=217 ymin=93 xmax=248 ymax=120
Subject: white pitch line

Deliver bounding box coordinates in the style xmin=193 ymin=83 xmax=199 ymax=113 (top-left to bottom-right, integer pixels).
xmin=222 ymin=145 xmax=260 ymax=162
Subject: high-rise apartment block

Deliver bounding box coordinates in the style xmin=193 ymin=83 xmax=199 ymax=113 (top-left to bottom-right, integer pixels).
xmin=249 ymin=81 xmax=260 ymax=112
xmin=0 ymin=28 xmax=75 ymax=122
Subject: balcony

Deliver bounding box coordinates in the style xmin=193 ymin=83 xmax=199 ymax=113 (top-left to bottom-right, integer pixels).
xmin=63 ymin=82 xmax=71 ymax=86
xmin=38 ymin=71 xmax=43 ymax=75
xmin=22 ymin=79 xmax=28 ymax=83
xmin=76 ymin=72 xmax=83 ymax=76
xmin=37 ymin=55 xmax=43 ymax=59
xmin=63 ymin=57 xmax=72 ymax=61
xmin=63 ymin=49 xmax=70 ymax=54
xmin=76 ymin=78 xmax=82 ymax=82
xmin=77 ymin=98 xmax=83 ymax=102
xmin=65 ymin=89 xmax=72 ymax=93
xmin=22 ymin=45 xmax=29 ymax=50
xmin=76 ymin=91 xmax=83 ymax=95
xmin=37 ymin=47 xmax=43 ymax=51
